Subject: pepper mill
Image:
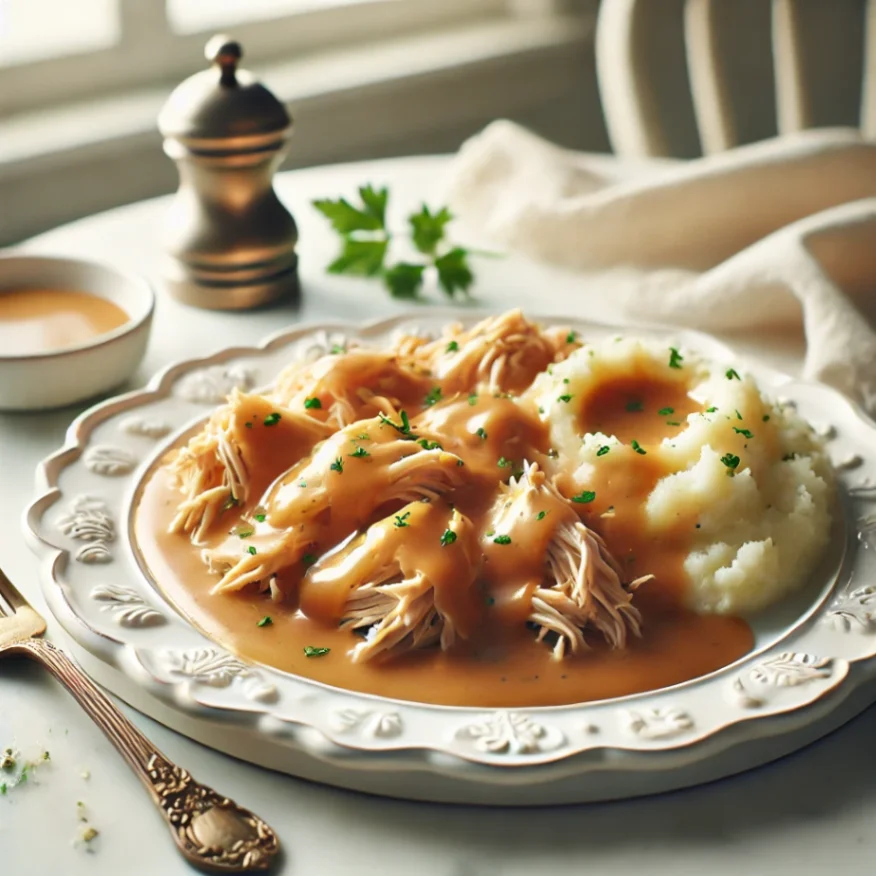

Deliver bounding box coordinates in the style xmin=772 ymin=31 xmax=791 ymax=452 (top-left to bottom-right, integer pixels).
xmin=158 ymin=35 xmax=298 ymax=310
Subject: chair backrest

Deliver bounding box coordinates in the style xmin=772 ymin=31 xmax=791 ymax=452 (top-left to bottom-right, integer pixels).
xmin=595 ymin=0 xmax=875 ymax=157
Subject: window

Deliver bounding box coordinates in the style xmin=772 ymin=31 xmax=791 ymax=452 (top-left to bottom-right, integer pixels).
xmin=0 ymin=0 xmax=510 ymax=117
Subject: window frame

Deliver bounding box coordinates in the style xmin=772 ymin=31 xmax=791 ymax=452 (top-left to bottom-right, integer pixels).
xmin=0 ymin=0 xmax=510 ymax=117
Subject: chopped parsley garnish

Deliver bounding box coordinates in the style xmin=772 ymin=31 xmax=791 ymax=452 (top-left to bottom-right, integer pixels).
xmin=572 ymin=490 xmax=596 ymax=504
xmin=735 ymin=409 xmax=743 ymax=420
xmin=631 ymin=440 xmax=646 ymax=455
xmin=536 ymin=511 xmax=547 ymax=521
xmin=733 ymin=427 xmax=754 ymax=439
xmin=237 ymin=528 xmax=254 ymax=539
xmin=468 ymin=393 xmax=478 ymax=406
xmin=726 ymin=368 xmax=741 ymax=380
xmin=330 ymin=343 xmax=345 ymax=354
xmin=417 ymin=438 xmax=442 ymax=450
xmin=263 ymin=412 xmax=282 ymax=426
xmin=245 ymin=421 xmax=253 ymax=429
xmin=349 ymin=446 xmax=370 ymax=458
xmin=440 ymin=529 xmax=457 ymax=547
xmin=625 ymin=398 xmax=643 ymax=412
xmin=254 ymin=513 xmax=266 ymax=523
xmin=424 ymin=387 xmax=443 ymax=407
xmin=706 ymin=406 xmax=718 ymax=413
xmin=257 ymin=616 xmax=273 ymax=628
xmin=475 ymin=427 xmax=488 ymax=440
xmin=303 ymin=397 xmax=322 ymax=410
xmin=668 ymin=347 xmax=684 ymax=369
xmin=394 ymin=512 xmax=411 ymax=528
xmin=303 ymin=646 xmax=330 ymax=658
xmin=558 ymin=394 xmax=573 ymax=403
xmin=221 ymin=494 xmax=239 ymax=513
xmin=596 ymin=445 xmax=610 ymax=457
xmin=566 ymin=330 xmax=577 ymax=344
xmin=379 ymin=410 xmax=412 ymax=435
xmin=492 ymin=535 xmax=512 ymax=545
xmin=247 ymin=545 xmax=257 ymax=555
xmin=666 ymin=421 xmax=681 ymax=426
xmin=720 ymin=453 xmax=741 ymax=470
xmin=762 ymin=415 xmax=770 ymax=422
xmin=497 ymin=456 xmax=511 ymax=468
xmin=658 ymin=407 xmax=674 ymax=416
xmin=330 ymin=457 xmax=344 ymax=473
xmin=298 ymin=480 xmax=307 ymax=488
xmin=446 ymin=340 xmax=459 ymax=353
xmin=302 ymin=553 xmax=318 ymax=566
xmin=356 ymin=432 xmax=370 ymax=440
xmin=0 ymin=784 xmax=5 ymax=795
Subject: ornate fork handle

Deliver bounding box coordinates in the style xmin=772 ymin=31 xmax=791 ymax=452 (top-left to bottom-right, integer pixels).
xmin=6 ymin=638 xmax=279 ymax=873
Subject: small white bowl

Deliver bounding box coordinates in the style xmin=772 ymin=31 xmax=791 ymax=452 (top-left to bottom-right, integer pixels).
xmin=0 ymin=254 xmax=154 ymax=411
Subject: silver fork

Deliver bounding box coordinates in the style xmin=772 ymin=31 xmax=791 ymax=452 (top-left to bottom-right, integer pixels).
xmin=0 ymin=564 xmax=280 ymax=873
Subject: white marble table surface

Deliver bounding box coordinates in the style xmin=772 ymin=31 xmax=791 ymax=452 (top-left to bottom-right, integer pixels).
xmin=1 ymin=156 xmax=873 ymax=875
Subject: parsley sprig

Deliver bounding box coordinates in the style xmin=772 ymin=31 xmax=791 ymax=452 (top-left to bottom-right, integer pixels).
xmin=313 ymin=186 xmax=477 ymax=299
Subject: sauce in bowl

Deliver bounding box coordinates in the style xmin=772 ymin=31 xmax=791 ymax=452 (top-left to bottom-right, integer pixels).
xmin=0 ymin=289 xmax=129 ymax=356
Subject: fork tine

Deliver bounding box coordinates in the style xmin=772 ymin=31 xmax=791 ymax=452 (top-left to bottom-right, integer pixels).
xmin=0 ymin=566 xmax=30 ymax=614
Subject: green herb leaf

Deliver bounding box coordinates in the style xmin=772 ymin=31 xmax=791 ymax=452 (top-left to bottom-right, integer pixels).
xmin=492 ymin=534 xmax=512 ymax=545
xmin=330 ymin=457 xmax=344 ymax=473
xmin=468 ymin=393 xmax=478 ymax=406
xmin=409 ymin=204 xmax=453 ymax=255
xmin=497 ymin=456 xmax=511 ymax=468
xmin=327 ymin=237 xmax=389 ymax=277
xmin=572 ymin=490 xmax=596 ymax=504
xmin=596 ymin=445 xmax=610 ymax=457
xmin=247 ymin=545 xmax=257 ymax=555
xmin=658 ymin=407 xmax=674 ymax=416
xmin=330 ymin=343 xmax=345 ymax=355
xmin=631 ymin=440 xmax=646 ymax=455
xmin=566 ymin=331 xmax=577 ymax=344
xmin=475 ymin=427 xmax=488 ymax=440
xmin=302 ymin=553 xmax=318 ymax=567
xmin=536 ymin=511 xmax=547 ymax=521
xmin=357 ymin=184 xmax=388 ymax=226
xmin=733 ymin=427 xmax=754 ymax=439
xmin=237 ymin=528 xmax=254 ymax=539
xmin=416 ymin=438 xmax=442 ymax=450
xmin=263 ymin=412 xmax=281 ymax=426
xmin=424 ymin=387 xmax=443 ymax=407
xmin=304 ymin=397 xmax=322 ymax=410
xmin=303 ymin=646 xmax=331 ymax=658
xmin=706 ymin=406 xmax=718 ymax=413
xmin=762 ymin=414 xmax=771 ymax=422
xmin=254 ymin=513 xmax=266 ymax=522
xmin=434 ymin=247 xmax=474 ymax=297
xmin=558 ymin=394 xmax=573 ymax=403
xmin=245 ymin=421 xmax=253 ymax=429
xmin=625 ymin=398 xmax=643 ymax=412
xmin=383 ymin=261 xmax=425 ymax=298
xmin=394 ymin=512 xmax=411 ymax=528
xmin=257 ymin=616 xmax=273 ymax=628
xmin=312 ymin=193 xmax=386 ymax=234
xmin=669 ymin=347 xmax=684 ymax=369
xmin=446 ymin=340 xmax=459 ymax=353
xmin=349 ymin=446 xmax=370 ymax=458
xmin=379 ymin=410 xmax=412 ymax=435
xmin=440 ymin=529 xmax=457 ymax=547
xmin=720 ymin=453 xmax=741 ymax=470
xmin=726 ymin=368 xmax=741 ymax=380
xmin=735 ymin=409 xmax=743 ymax=420
xmin=221 ymin=494 xmax=239 ymax=513
xmin=666 ymin=421 xmax=681 ymax=426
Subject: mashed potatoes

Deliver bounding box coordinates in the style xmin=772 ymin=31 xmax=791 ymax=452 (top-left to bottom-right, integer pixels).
xmin=528 ymin=337 xmax=834 ymax=615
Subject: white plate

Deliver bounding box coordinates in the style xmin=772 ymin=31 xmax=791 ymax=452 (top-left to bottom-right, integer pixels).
xmin=23 ymin=312 xmax=876 ymax=805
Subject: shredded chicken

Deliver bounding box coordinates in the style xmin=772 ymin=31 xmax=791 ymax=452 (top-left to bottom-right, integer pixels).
xmin=205 ymin=415 xmax=467 ymax=593
xmin=486 ymin=463 xmax=643 ymax=658
xmin=270 ymin=350 xmax=432 ymax=428
xmin=168 ymin=389 xmax=329 ymax=542
xmin=396 ymin=309 xmax=576 ymax=395
xmin=304 ymin=501 xmax=482 ymax=662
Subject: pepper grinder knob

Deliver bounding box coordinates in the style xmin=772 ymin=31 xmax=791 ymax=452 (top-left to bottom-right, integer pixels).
xmin=205 ymin=35 xmax=241 ymax=85
xmin=158 ymin=35 xmax=299 ymax=311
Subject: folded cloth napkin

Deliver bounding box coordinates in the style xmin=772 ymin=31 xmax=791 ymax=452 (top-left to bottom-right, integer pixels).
xmin=445 ymin=120 xmax=876 ymax=413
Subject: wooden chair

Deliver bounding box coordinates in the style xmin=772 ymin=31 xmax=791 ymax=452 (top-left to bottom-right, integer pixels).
xmin=595 ymin=0 xmax=875 ymax=157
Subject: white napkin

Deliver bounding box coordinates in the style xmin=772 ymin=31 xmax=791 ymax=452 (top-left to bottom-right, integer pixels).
xmin=446 ymin=121 xmax=876 ymax=413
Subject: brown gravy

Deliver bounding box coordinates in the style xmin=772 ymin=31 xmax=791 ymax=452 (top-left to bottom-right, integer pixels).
xmin=0 ymin=289 xmax=128 ymax=355
xmin=133 ymin=366 xmax=754 ymax=708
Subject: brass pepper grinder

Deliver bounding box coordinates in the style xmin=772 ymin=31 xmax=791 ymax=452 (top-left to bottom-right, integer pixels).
xmin=158 ymin=35 xmax=298 ymax=310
